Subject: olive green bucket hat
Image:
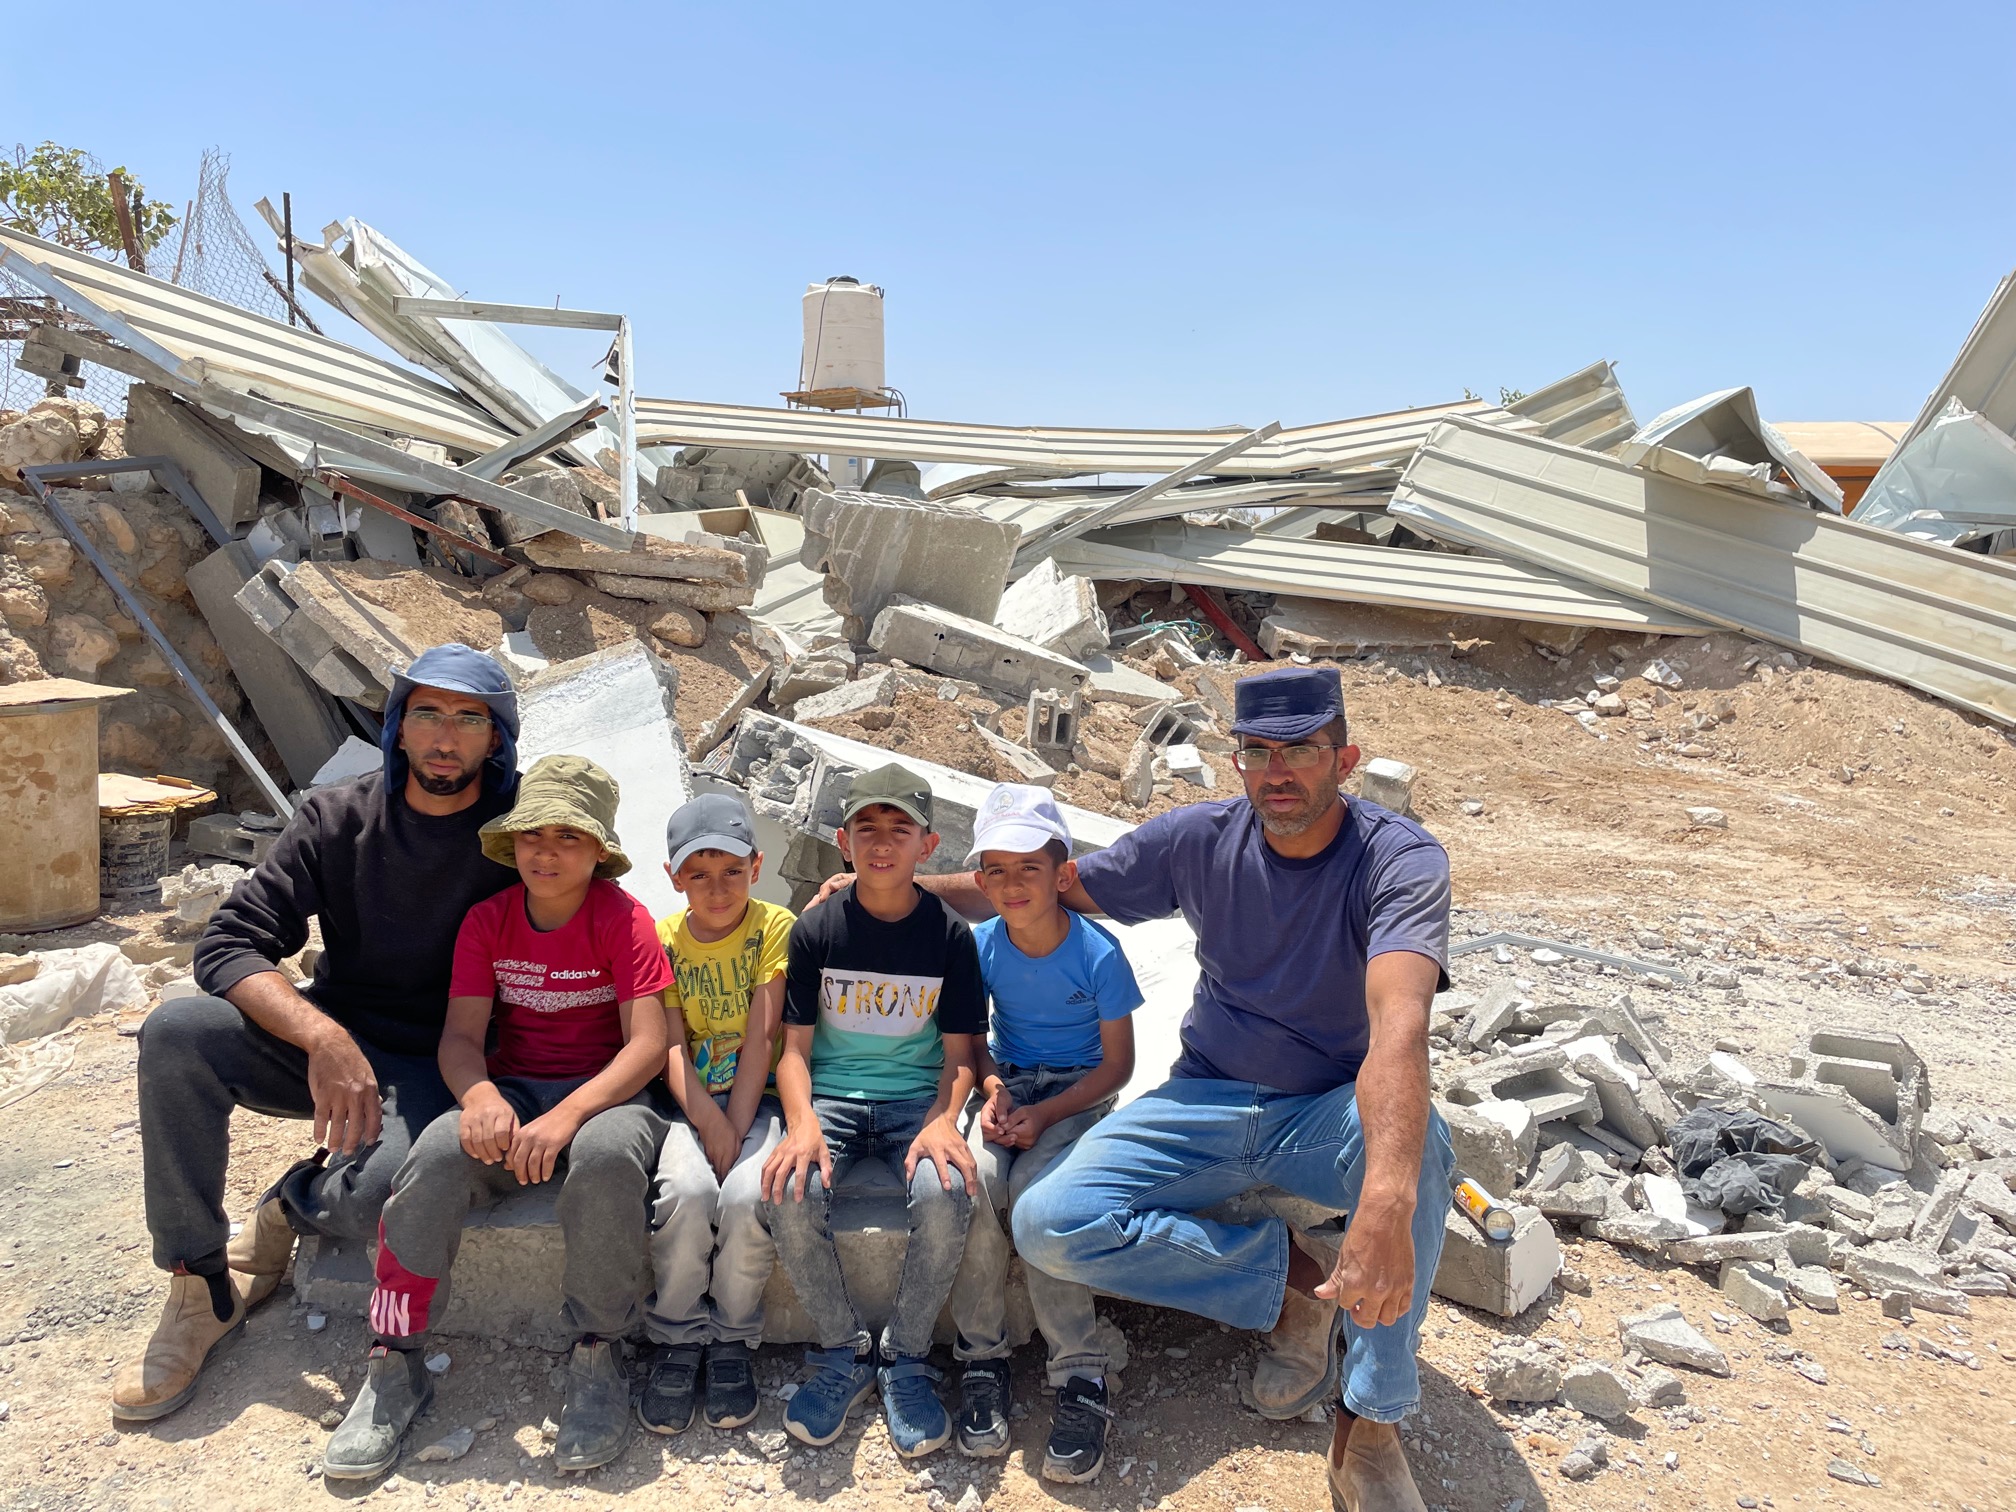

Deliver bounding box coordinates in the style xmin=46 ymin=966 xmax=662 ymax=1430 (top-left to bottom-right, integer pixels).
xmin=478 ymin=754 xmax=631 ymax=878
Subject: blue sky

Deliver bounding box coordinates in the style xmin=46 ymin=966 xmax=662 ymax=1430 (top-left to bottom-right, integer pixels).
xmin=12 ymin=3 xmax=2016 ymax=431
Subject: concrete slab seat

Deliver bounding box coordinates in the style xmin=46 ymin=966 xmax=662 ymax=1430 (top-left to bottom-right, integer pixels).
xmin=293 ymin=1157 xmax=1038 ymax=1350
xmin=299 ymin=1171 xmax=1554 ymax=1341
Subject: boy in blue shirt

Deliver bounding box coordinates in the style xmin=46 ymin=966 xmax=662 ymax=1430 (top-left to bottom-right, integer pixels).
xmin=947 ymin=784 xmax=1142 ymax=1482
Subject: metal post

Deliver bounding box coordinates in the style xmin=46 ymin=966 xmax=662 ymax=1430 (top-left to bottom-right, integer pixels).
xmin=282 ymin=193 xmax=297 ymax=328
xmin=106 ymin=172 xmax=146 ymax=273
xmin=618 ymin=315 xmax=637 ymax=531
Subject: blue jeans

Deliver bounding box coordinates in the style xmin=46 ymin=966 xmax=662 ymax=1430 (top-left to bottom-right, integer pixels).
xmin=1011 ymin=1077 xmax=1455 ymax=1423
xmin=760 ymin=1093 xmax=972 ymax=1360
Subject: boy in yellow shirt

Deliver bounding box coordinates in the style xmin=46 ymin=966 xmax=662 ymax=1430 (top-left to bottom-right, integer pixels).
xmin=638 ymin=794 xmax=793 ymax=1434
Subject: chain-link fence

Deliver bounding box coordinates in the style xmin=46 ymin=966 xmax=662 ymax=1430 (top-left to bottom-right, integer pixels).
xmin=3 ymin=147 xmax=288 ymax=420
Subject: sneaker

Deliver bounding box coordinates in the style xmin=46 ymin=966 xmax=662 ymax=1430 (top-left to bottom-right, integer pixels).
xmin=703 ymin=1342 xmax=760 ymax=1429
xmin=323 ymin=1345 xmax=434 ymax=1480
xmin=878 ymin=1356 xmax=951 ymax=1459
xmin=954 ymin=1358 xmax=1011 ymax=1458
xmin=1042 ymin=1376 xmax=1113 ymax=1484
xmin=555 ymin=1337 xmax=631 ymax=1472
xmin=637 ymin=1343 xmax=703 ymax=1435
xmin=783 ymin=1347 xmax=878 ymax=1447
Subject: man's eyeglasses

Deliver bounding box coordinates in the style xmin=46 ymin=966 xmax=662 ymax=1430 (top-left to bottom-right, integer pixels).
xmin=405 ymin=708 xmax=493 ymax=734
xmin=1231 ymin=743 xmax=1337 ymax=772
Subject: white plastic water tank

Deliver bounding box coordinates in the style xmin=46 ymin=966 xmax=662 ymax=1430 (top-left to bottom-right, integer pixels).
xmin=800 ymin=277 xmax=884 ymax=393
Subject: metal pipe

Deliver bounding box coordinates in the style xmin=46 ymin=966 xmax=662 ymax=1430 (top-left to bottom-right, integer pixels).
xmin=618 ymin=315 xmax=637 ymax=530
xmin=282 ymin=192 xmax=296 ymax=328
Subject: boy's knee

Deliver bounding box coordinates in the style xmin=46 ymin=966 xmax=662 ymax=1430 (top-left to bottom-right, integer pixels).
xmin=652 ymin=1163 xmax=722 ymax=1228
xmin=909 ymin=1165 xmax=972 ymax=1231
xmin=760 ymin=1171 xmax=829 ymax=1227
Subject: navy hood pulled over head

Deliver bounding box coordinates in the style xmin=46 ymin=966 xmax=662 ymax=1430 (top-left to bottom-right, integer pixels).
xmin=379 ymin=643 xmax=521 ymax=798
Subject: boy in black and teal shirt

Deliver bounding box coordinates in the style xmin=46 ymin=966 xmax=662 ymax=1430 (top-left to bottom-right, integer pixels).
xmin=759 ymin=764 xmax=985 ymax=1458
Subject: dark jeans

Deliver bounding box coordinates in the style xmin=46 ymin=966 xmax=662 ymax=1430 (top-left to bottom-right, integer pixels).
xmin=137 ymin=993 xmax=454 ymax=1272
xmin=759 ymin=1093 xmax=972 ymax=1360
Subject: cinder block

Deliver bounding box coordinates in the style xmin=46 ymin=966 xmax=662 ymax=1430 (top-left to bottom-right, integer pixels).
xmin=868 ymin=600 xmax=1089 ymax=699
xmin=1024 ymin=688 xmax=1080 ymax=764
xmin=996 ymin=559 xmax=1109 ymax=661
xmin=1433 ymin=1206 xmax=1560 ymax=1318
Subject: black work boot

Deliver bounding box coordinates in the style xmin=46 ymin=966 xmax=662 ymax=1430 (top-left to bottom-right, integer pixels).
xmin=1043 ymin=1375 xmax=1113 ymax=1484
xmin=323 ymin=1345 xmax=434 ymax=1480
xmin=556 ymin=1336 xmax=631 ymax=1472
xmin=637 ymin=1343 xmax=702 ymax=1435
xmin=703 ymin=1341 xmax=760 ymax=1429
xmin=955 ymin=1358 xmax=1012 ymax=1458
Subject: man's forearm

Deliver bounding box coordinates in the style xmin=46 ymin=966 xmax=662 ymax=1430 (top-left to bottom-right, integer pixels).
xmin=915 ymin=873 xmax=996 ymax=922
xmin=224 ymin=970 xmax=344 ymax=1054
xmin=1355 ymin=1033 xmax=1429 ymax=1211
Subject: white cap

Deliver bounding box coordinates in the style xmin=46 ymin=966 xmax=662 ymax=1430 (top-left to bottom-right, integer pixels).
xmin=965 ymin=783 xmax=1073 ymax=866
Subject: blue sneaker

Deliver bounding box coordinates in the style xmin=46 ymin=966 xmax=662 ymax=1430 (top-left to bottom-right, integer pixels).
xmin=879 ymin=1357 xmax=952 ymax=1458
xmin=784 ymin=1347 xmax=877 ymax=1447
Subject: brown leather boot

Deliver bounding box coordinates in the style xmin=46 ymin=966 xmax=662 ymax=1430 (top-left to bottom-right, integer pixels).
xmin=110 ymin=1271 xmax=249 ymax=1422
xmin=1249 ymin=1235 xmax=1341 ymax=1419
xmin=1327 ymin=1414 xmax=1427 ymax=1512
xmin=225 ymin=1195 xmax=296 ymax=1309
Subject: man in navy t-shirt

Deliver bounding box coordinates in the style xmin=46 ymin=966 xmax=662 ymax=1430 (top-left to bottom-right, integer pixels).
xmin=1011 ymin=665 xmax=1455 ymax=1512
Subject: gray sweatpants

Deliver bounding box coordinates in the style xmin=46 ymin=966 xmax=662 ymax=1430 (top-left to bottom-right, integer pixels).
xmin=948 ymin=1066 xmax=1113 ymax=1386
xmin=369 ymin=1077 xmax=668 ymax=1343
xmin=137 ymin=993 xmax=456 ymax=1272
xmin=645 ymin=1093 xmax=785 ymax=1347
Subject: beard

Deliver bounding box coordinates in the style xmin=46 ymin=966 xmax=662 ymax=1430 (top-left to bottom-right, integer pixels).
xmin=1254 ymin=781 xmax=1332 ymax=837
xmin=411 ymin=764 xmax=480 ymax=797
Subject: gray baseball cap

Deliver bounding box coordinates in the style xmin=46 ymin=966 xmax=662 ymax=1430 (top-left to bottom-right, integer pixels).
xmin=665 ymin=792 xmax=757 ymax=873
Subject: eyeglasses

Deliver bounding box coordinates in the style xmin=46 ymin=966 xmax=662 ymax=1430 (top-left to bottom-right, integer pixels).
xmin=1230 ymin=743 xmax=1337 ymax=772
xmin=405 ymin=708 xmax=493 ymax=734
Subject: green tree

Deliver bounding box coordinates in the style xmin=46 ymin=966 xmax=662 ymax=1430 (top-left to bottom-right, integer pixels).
xmin=0 ymin=141 xmax=178 ymax=258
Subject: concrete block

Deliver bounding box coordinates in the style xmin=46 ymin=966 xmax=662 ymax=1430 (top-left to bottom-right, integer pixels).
xmin=1446 ymin=1047 xmax=1599 ymax=1126
xmin=790 ymin=668 xmax=899 ymax=724
xmin=1431 ymin=1205 xmax=1559 ymax=1318
xmin=1585 ymin=1210 xmax=1692 ymax=1250
xmin=1134 ymin=700 xmax=1202 ymax=750
xmin=996 ymin=559 xmax=1109 ymax=661
xmin=1081 ymin=653 xmax=1175 ymax=708
xmin=869 ymin=600 xmax=1089 ymax=699
xmin=1358 ymin=757 xmax=1417 ymax=815
xmin=1459 ymin=982 xmax=1526 ymax=1051
xmin=187 ymin=542 xmax=347 ymax=787
xmin=771 ymin=656 xmax=853 ymax=708
xmin=124 ymin=383 xmax=261 ymax=528
xmin=1719 ymin=1259 xmax=1791 ymax=1322
xmin=514 ymin=640 xmax=691 ymax=922
xmin=1562 ymin=1036 xmax=1666 ymax=1149
xmin=1440 ymin=1100 xmax=1526 ymax=1197
xmin=1785 ymin=1265 xmax=1839 ymax=1311
xmin=1527 ymin=1175 xmax=1613 ymax=1221
xmin=1759 ymin=1079 xmax=1914 ymax=1173
xmin=521 ymin=526 xmax=750 ymax=587
xmin=294 ymin=1161 xmax=1037 ymax=1349
xmin=1023 ymin=687 xmax=1080 ymax=765
xmin=800 ymin=488 xmax=1019 ymax=638
xmin=973 ymin=723 xmax=1058 ymax=788
xmin=1617 ymin=1303 xmax=1731 ymax=1376
xmin=187 ymin=813 xmax=278 ymax=866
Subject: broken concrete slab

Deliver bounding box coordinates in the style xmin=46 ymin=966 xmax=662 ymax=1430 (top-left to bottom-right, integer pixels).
xmin=520 ymin=528 xmax=750 ymax=585
xmin=868 ymin=600 xmax=1090 ymax=699
xmin=1431 ymin=1205 xmax=1559 ymax=1318
xmin=581 ymin=570 xmax=752 ymax=612
xmin=1257 ymin=598 xmax=1461 ymax=660
xmin=996 ymin=558 xmax=1109 ymax=661
xmin=1785 ymin=1265 xmax=1840 ymax=1312
xmin=273 ymin=558 xmax=506 ymax=692
xmin=1483 ymin=1339 xmax=1563 ymax=1403
xmin=1617 ymin=1303 xmax=1731 ymax=1376
xmin=1662 ymin=1231 xmax=1787 ymax=1267
xmin=1440 ymin=1099 xmax=1528 ymax=1198
xmin=186 ymin=541 xmax=348 ymax=787
xmin=1563 ymin=1036 xmax=1668 ymax=1150
xmin=1759 ymin=1078 xmax=1914 ymax=1173
xmin=1082 ymin=652 xmax=1175 ymax=708
xmin=791 ymin=668 xmax=899 ymax=724
xmin=1719 ymin=1259 xmax=1791 ymax=1322
xmin=1560 ymin=1362 xmax=1634 ymax=1422
xmin=123 ymin=383 xmax=261 ymax=529
xmin=800 ymin=487 xmax=1020 ymax=639
xmin=1842 ymin=1243 xmax=1972 ymax=1316
xmin=512 ymin=640 xmax=691 ymax=922
xmin=1458 ymin=982 xmax=1526 ymax=1051
xmin=973 ymin=723 xmax=1058 ymax=788
xmin=1444 ymin=1045 xmax=1600 ymax=1126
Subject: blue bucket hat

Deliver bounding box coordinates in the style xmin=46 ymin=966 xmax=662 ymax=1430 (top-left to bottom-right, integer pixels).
xmin=1230 ymin=665 xmax=1347 ymax=743
xmin=380 ymin=643 xmax=520 ymax=794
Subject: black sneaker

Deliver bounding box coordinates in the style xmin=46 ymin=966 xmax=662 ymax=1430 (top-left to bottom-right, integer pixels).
xmin=1042 ymin=1376 xmax=1112 ymax=1484
xmin=636 ymin=1343 xmax=702 ymax=1435
xmin=703 ymin=1342 xmax=760 ymax=1429
xmin=955 ymin=1358 xmax=1012 ymax=1458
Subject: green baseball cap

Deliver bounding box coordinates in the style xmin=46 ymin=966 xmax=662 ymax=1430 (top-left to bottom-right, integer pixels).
xmin=479 ymin=753 xmax=630 ymax=877
xmin=840 ymin=762 xmax=934 ymax=832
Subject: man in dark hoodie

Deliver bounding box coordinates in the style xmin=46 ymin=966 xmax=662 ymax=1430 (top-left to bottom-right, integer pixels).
xmin=113 ymin=644 xmax=523 ymax=1423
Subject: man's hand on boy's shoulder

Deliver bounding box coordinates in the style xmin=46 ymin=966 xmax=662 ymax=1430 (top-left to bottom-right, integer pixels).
xmin=762 ymin=1122 xmax=832 ymax=1204
xmin=808 ymin=872 xmax=854 ymax=909
xmin=906 ymin=1112 xmax=978 ymax=1189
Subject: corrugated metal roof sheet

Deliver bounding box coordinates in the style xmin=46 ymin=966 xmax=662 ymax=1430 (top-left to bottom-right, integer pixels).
xmin=1391 ymin=417 xmax=2016 ymax=726
xmin=1045 ymin=521 xmax=1710 ymax=634
xmin=1770 ymin=421 xmax=1908 ymax=470
xmin=1501 ymin=360 xmax=1637 ymax=454
xmin=634 ymin=396 xmax=1492 ymax=476
xmin=0 ymin=228 xmax=510 ymax=454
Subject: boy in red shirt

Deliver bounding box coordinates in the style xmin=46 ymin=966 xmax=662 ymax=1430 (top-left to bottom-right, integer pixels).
xmin=322 ymin=755 xmax=672 ymax=1481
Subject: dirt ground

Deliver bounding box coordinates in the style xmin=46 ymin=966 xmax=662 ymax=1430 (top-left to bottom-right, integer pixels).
xmin=6 ymin=623 xmax=2016 ymax=1510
